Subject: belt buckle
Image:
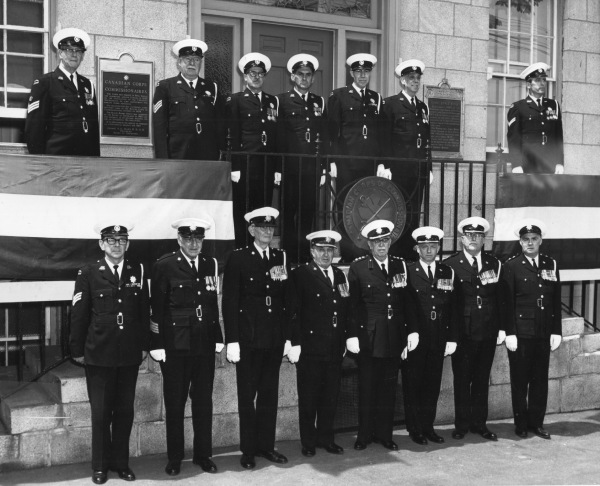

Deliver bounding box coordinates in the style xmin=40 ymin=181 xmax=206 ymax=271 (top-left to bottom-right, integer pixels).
xmin=542 ymin=134 xmax=547 ymax=145
xmin=117 ymin=312 xmax=123 ymax=328
xmin=332 ymin=316 xmax=337 ymax=327
xmin=82 ymin=120 xmax=89 ymax=133
xmin=430 ymin=310 xmax=437 ymax=321
xmin=362 ymin=125 xmax=367 ymax=138
xmin=537 ymin=298 xmax=543 ymax=308
xmin=417 ymin=137 xmax=422 ymax=148
xmin=196 ymin=305 xmax=202 ymax=318
xmin=476 ymin=296 xmax=482 ymax=306
xmin=261 ymin=130 xmax=267 ymax=146
xmin=387 ymin=309 xmax=393 ymax=318
xmin=266 ymin=296 xmax=271 ymax=307
xmin=196 ymin=122 xmax=202 ymax=134
xmin=305 ymin=130 xmax=311 ymax=143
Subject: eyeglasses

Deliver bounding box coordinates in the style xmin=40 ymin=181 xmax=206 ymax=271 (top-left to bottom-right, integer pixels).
xmin=294 ymin=72 xmax=313 ymax=79
xmin=462 ymin=233 xmax=484 ymax=240
xmin=374 ymin=237 xmax=391 ymax=244
xmin=181 ymin=236 xmax=204 ymax=243
xmin=352 ymin=69 xmax=371 ymax=75
xmin=247 ymin=71 xmax=265 ymax=79
xmin=104 ymin=237 xmax=128 ymax=246
xmin=181 ymin=56 xmax=202 ymax=64
xmin=62 ymin=48 xmax=85 ymax=55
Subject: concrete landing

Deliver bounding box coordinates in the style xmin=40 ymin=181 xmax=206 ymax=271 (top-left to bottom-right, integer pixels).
xmin=1 ymin=410 xmax=600 ymax=485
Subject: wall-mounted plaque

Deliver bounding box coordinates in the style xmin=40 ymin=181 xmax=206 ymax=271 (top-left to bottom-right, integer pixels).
xmin=98 ymin=53 xmax=154 ymax=145
xmin=424 ymin=80 xmax=464 ymax=159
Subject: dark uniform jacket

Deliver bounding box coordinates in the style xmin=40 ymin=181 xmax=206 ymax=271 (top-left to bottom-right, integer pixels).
xmin=445 ymin=251 xmax=505 ymax=342
xmin=382 ymin=93 xmax=430 ymax=161
xmin=150 ymin=250 xmax=223 ymax=356
xmin=152 ymin=73 xmax=223 ymax=161
xmin=225 ymin=88 xmax=279 ymax=161
xmin=507 ymin=96 xmax=564 ymax=173
xmin=327 ymin=85 xmax=382 ymax=157
xmin=502 ymin=253 xmax=562 ymax=339
xmin=287 ymin=262 xmax=349 ymax=360
xmin=70 ymin=258 xmax=150 ymax=366
xmin=407 ymin=261 xmax=459 ymax=349
xmin=25 ymin=67 xmax=100 ymax=156
xmin=347 ymin=255 xmax=419 ymax=358
xmin=223 ymin=246 xmax=288 ymax=349
xmin=276 ymin=89 xmax=327 ymax=157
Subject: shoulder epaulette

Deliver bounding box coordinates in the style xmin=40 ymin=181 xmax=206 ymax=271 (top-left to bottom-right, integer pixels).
xmin=506 ymin=253 xmax=520 ymax=262
xmin=353 ymin=255 xmax=368 ymax=262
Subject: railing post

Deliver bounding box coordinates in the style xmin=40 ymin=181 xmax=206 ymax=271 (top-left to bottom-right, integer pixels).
xmin=496 ymin=143 xmax=505 ymax=176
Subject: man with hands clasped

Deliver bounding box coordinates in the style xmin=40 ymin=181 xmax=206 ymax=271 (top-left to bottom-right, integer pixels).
xmin=150 ymin=218 xmax=223 ymax=477
xmin=502 ymin=218 xmax=562 ymax=440
xmin=347 ymin=220 xmax=420 ymax=452
xmin=402 ymin=226 xmax=459 ymax=446
xmin=286 ymin=230 xmax=349 ymax=457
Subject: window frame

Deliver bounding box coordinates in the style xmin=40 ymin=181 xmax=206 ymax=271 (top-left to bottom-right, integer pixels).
xmin=487 ymin=0 xmax=559 ymax=153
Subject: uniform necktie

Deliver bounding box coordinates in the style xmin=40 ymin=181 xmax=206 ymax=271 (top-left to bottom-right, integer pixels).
xmin=428 ymin=265 xmax=434 ymax=282
xmin=262 ymin=250 xmax=268 ymax=262
xmin=531 ymin=258 xmax=538 ymax=270
xmin=302 ymin=94 xmax=307 ymax=102
xmin=191 ymin=260 xmax=198 ymax=275
xmin=113 ymin=265 xmax=120 ymax=285
xmin=189 ymin=81 xmax=194 ymax=90
xmin=70 ymin=73 xmax=76 ymax=88
xmin=360 ymin=89 xmax=365 ymax=100
xmin=471 ymin=258 xmax=479 ymax=275
xmin=324 ymin=267 xmax=333 ymax=285
xmin=411 ymin=97 xmax=415 ymax=107
xmin=381 ymin=263 xmax=388 ymax=278
xmin=255 ymin=92 xmax=261 ymax=102
xmin=536 ymin=98 xmax=541 ymax=108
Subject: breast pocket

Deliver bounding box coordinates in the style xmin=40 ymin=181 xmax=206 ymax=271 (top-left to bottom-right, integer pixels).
xmin=92 ymin=289 xmax=114 ymax=315
xmin=169 ymin=279 xmax=194 ymax=307
xmin=170 ymin=96 xmax=188 ymax=117
xmin=170 ymin=315 xmax=192 ymax=351
xmin=516 ymin=308 xmax=536 ymax=337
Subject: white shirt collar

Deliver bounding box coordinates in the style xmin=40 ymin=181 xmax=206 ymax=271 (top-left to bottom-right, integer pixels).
xmin=352 ymin=82 xmax=365 ymax=94
xmin=182 ymin=254 xmax=198 ymax=268
xmin=254 ymin=241 xmax=269 ymax=258
xmin=419 ymin=260 xmax=436 ymax=274
xmin=293 ymin=87 xmax=309 ymax=98
xmin=463 ymin=249 xmax=481 ymax=267
xmin=375 ymin=257 xmax=389 ymax=270
xmin=529 ymin=255 xmax=539 ymax=266
xmin=402 ymin=90 xmax=416 ymax=102
xmin=105 ymin=258 xmax=124 ymax=274
xmin=59 ymin=64 xmax=77 ymax=87
xmin=184 ymin=76 xmax=198 ymax=88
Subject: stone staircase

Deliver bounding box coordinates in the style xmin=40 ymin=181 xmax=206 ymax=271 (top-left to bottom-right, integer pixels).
xmin=1 ymin=312 xmax=599 ymax=472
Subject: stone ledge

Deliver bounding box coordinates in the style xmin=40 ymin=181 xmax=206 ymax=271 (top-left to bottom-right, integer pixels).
xmin=560 ymin=374 xmax=600 ymax=412
xmin=570 ymin=352 xmax=600 ymax=375
xmin=582 ymin=333 xmax=600 ymax=353
xmin=562 ymin=317 xmax=585 ymax=337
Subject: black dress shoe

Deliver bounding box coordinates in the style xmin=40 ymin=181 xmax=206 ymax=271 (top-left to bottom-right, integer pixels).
xmin=515 ymin=428 xmax=528 ymax=438
xmin=317 ymin=442 xmax=344 ymax=454
xmin=240 ymin=454 xmax=255 ymax=469
xmin=470 ymin=426 xmax=498 ymax=441
xmin=193 ymin=457 xmax=217 ymax=473
xmin=409 ymin=433 xmax=428 ymax=445
xmin=301 ymin=446 xmax=316 ymax=457
xmin=372 ymin=437 xmax=399 ymax=451
xmin=256 ymin=450 xmax=288 ymax=464
xmin=451 ymin=429 xmax=466 ymax=440
xmin=109 ymin=467 xmax=136 ymax=481
xmin=165 ymin=461 xmax=181 ymax=476
xmin=424 ymin=431 xmax=445 ymax=444
xmin=529 ymin=426 xmax=551 ymax=440
xmin=354 ymin=439 xmax=368 ymax=450
xmin=92 ymin=470 xmax=108 ymax=484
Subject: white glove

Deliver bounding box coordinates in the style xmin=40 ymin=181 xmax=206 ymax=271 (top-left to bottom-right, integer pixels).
xmin=444 ymin=342 xmax=457 ymax=356
xmin=329 ymin=162 xmax=337 ymax=178
xmin=407 ymin=332 xmax=419 ymax=351
xmin=376 ymin=164 xmax=392 ymax=180
xmin=430 ymin=170 xmax=434 ymax=184
xmin=231 ymin=170 xmax=241 ymax=183
xmin=401 ymin=346 xmax=408 ymax=360
xmin=150 ymin=320 xmax=159 ymax=334
xmin=320 ymin=170 xmax=326 ymax=186
xmin=73 ymin=356 xmax=85 ymax=364
xmin=215 ymin=343 xmax=225 ymax=353
xmin=550 ymin=334 xmax=562 ymax=351
xmin=274 ymin=172 xmax=282 ymax=185
xmin=150 ymin=349 xmax=166 ymax=362
xmin=496 ymin=330 xmax=506 ymax=345
xmin=505 ymin=335 xmax=518 ymax=351
xmin=227 ymin=342 xmax=241 ymax=363
xmin=512 ymin=166 xmax=524 ymax=174
xmin=346 ymin=337 xmax=360 ymax=354
xmin=288 ymin=345 xmax=301 ymax=363
xmin=555 ymin=164 xmax=564 ymax=175
xmin=283 ymin=340 xmax=292 ymax=357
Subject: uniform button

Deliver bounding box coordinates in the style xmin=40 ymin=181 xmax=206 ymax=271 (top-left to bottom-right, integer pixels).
xmin=195 ymin=106 xmax=198 ymax=109
xmin=80 ymin=106 xmax=83 ymax=109
xmin=250 ymin=278 xmax=253 ymax=281
xmin=118 ymin=299 xmax=122 ymax=303
xmin=306 ymin=117 xmax=309 ymax=121
xmin=478 ymin=306 xmax=482 ymax=309
xmin=196 ymin=278 xmax=200 ymax=282
xmin=247 ymin=114 xmax=251 ymax=117
xmin=476 ymin=285 xmax=480 ymax=289
xmin=63 ymin=98 xmax=65 ymax=101
xmin=262 ymin=119 xmax=265 ymax=123
xmin=265 ymin=272 xmax=269 ymax=276
xmin=387 ymin=293 xmax=390 ymax=297
xmin=198 ymin=291 xmax=201 ymax=295
xmin=196 ymin=117 xmax=200 ymax=121
xmin=268 ymin=309 xmax=272 ymax=313
xmin=350 ymin=107 xmax=353 ymax=110
xmin=539 ymin=284 xmax=542 ymax=287
xmin=388 ymin=304 xmax=391 ymax=308
xmin=266 ymin=285 xmax=270 ymax=288
xmin=541 ymin=122 xmax=545 ymax=125
xmin=310 ymin=330 xmax=313 ymax=334
xmin=179 ymin=285 xmax=183 ymax=288
xmin=333 ymin=300 xmax=337 ymax=303
xmin=317 ymin=294 xmax=320 ymax=297
xmin=334 ymin=311 xmax=337 ymax=315
xmin=541 ymin=295 xmax=544 ymax=298
xmin=541 ymin=307 xmax=545 ymax=310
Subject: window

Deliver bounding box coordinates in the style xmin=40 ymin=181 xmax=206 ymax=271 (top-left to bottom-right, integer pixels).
xmin=0 ymin=0 xmax=48 ymax=144
xmin=487 ymin=0 xmax=557 ymax=151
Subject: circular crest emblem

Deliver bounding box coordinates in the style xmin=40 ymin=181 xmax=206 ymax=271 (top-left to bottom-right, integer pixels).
xmin=343 ymin=177 xmax=406 ymax=250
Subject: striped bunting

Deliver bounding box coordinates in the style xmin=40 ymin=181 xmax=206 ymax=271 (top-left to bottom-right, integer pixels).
xmin=0 ymin=154 xmax=234 ymax=280
xmin=492 ymin=174 xmax=600 ymax=280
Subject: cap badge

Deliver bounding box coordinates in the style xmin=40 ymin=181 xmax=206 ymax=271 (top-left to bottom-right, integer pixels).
xmin=376 ymin=227 xmax=382 ymax=234
xmin=359 ymin=60 xmax=364 ymax=66
xmin=426 ymin=234 xmax=432 ymax=239
xmin=74 ymin=36 xmax=80 ymax=42
xmin=190 ymin=225 xmax=197 ymax=231
xmin=114 ymin=225 xmax=120 ymax=232
xmin=301 ymin=61 xmax=307 ymax=66
xmin=255 ymin=59 xmax=260 ymax=64
xmin=265 ymin=216 xmax=272 ymax=222
xmin=526 ymin=225 xmax=532 ymax=231
xmin=192 ymin=46 xmax=197 ymax=52
xmin=538 ymin=68 xmax=543 ymax=73
xmin=325 ymin=237 xmax=332 ymax=243
xmin=412 ymin=66 xmax=417 ymax=70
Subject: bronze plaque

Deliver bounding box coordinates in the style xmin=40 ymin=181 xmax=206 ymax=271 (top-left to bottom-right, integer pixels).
xmin=424 ymin=83 xmax=464 ymax=159
xmin=343 ymin=177 xmax=406 ymax=250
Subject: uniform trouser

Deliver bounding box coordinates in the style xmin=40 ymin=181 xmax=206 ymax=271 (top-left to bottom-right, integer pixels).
xmin=236 ymin=345 xmax=283 ymax=455
xmin=451 ymin=338 xmax=497 ymax=432
xmin=296 ymin=357 xmax=343 ymax=448
xmin=160 ymin=354 xmax=216 ymax=461
xmin=401 ymin=344 xmax=445 ymax=435
xmin=356 ymin=353 xmax=400 ymax=442
xmin=85 ymin=364 xmax=139 ymax=471
xmin=507 ymin=337 xmax=551 ymax=430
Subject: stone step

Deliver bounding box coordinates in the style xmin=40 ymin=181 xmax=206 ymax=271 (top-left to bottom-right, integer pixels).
xmin=0 ymin=380 xmax=59 ymax=434
xmin=561 ymin=311 xmax=586 ymax=337
xmin=37 ymin=361 xmax=87 ymax=405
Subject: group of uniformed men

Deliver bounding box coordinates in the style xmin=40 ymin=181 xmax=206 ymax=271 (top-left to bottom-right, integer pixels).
xmin=32 ymin=27 xmax=564 ymax=485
